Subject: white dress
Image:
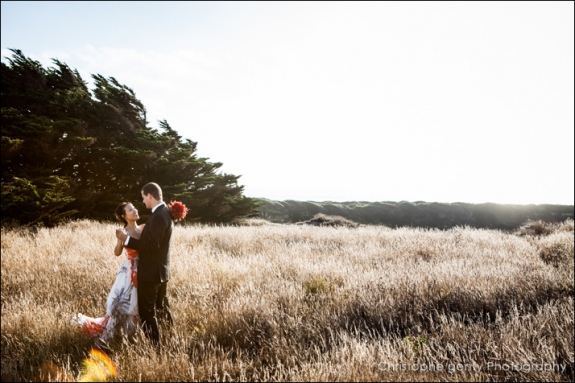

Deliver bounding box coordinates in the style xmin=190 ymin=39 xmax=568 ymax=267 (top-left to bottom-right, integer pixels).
xmin=71 ymin=247 xmax=139 ymax=347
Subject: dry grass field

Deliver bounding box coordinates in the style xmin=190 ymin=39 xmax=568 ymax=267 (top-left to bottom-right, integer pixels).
xmin=1 ymin=218 xmax=573 ymax=382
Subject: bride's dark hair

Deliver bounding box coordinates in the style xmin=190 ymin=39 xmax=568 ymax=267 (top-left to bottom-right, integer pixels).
xmin=115 ymin=202 xmax=130 ymax=227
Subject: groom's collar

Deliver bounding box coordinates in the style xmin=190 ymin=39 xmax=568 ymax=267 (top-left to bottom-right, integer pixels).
xmin=151 ymin=201 xmax=166 ymax=213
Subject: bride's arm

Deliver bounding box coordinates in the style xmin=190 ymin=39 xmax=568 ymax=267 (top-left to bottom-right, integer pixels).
xmin=114 ymin=237 xmax=123 ymax=256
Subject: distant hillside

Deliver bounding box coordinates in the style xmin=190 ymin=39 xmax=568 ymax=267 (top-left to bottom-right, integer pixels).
xmin=255 ymin=199 xmax=574 ymax=230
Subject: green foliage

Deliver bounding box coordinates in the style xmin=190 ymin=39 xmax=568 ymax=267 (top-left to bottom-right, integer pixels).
xmin=1 ymin=176 xmax=77 ymax=227
xmin=1 ymin=49 xmax=259 ymax=225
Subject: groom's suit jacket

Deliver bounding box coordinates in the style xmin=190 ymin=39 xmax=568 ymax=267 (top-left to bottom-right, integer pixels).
xmin=128 ymin=204 xmax=173 ymax=283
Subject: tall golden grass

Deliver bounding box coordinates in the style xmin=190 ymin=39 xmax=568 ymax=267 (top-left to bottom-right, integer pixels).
xmin=1 ymin=219 xmax=573 ymax=382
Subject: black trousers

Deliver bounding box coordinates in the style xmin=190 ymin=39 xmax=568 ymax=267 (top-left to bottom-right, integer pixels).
xmin=138 ymin=280 xmax=173 ymax=346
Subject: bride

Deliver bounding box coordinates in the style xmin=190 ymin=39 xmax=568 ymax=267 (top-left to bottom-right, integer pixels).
xmin=71 ymin=202 xmax=142 ymax=347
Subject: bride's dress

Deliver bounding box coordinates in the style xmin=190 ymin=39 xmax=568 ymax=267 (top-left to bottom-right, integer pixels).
xmin=71 ymin=247 xmax=139 ymax=346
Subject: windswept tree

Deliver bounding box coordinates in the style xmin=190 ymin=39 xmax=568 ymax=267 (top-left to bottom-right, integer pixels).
xmin=1 ymin=50 xmax=91 ymax=225
xmin=1 ymin=49 xmax=259 ymax=226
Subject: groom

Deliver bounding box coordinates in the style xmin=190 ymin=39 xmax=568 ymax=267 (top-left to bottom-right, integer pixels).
xmin=116 ymin=182 xmax=174 ymax=347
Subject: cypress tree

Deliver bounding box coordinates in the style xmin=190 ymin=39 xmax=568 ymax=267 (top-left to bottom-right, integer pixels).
xmin=1 ymin=49 xmax=259 ymax=226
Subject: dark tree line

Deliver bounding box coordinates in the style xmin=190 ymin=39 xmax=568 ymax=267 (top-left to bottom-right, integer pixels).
xmin=257 ymin=199 xmax=574 ymax=230
xmin=1 ymin=49 xmax=259 ymax=226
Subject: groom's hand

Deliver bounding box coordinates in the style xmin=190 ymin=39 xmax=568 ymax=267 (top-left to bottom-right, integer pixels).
xmin=116 ymin=228 xmax=128 ymax=242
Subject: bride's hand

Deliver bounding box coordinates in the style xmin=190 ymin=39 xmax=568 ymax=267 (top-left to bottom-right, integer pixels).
xmin=115 ymin=228 xmax=127 ymax=242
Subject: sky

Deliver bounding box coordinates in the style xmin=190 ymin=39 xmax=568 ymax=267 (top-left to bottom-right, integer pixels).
xmin=1 ymin=1 xmax=573 ymax=205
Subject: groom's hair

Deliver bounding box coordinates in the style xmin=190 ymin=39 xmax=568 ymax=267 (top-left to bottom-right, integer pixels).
xmin=142 ymin=182 xmax=162 ymax=201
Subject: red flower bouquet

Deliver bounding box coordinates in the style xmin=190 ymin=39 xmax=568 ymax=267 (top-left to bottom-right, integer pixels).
xmin=168 ymin=201 xmax=189 ymax=221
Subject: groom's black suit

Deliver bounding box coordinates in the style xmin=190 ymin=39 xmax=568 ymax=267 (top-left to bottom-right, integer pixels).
xmin=127 ymin=203 xmax=174 ymax=345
